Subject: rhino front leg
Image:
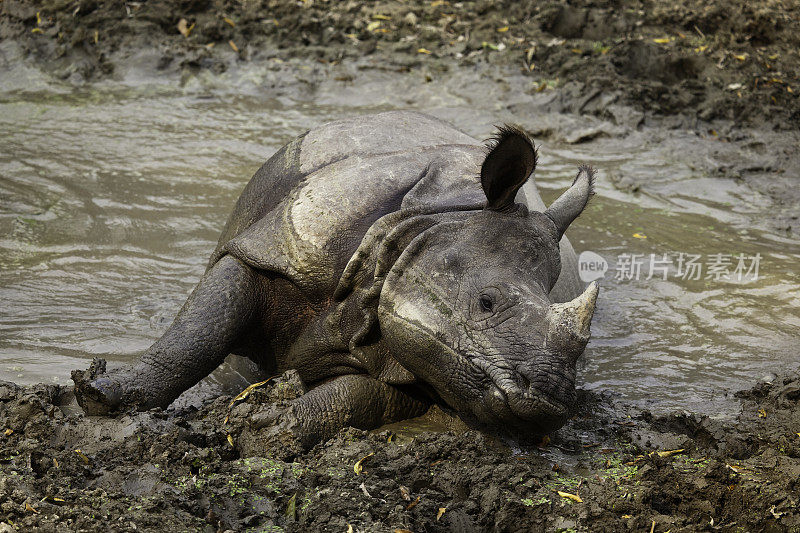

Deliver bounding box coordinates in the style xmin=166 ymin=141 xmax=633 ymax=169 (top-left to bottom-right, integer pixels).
xmin=73 ymin=254 xmax=263 ymax=414
xmin=253 ymin=375 xmax=430 ymax=450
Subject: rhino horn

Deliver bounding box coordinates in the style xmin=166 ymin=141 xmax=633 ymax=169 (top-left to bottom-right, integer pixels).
xmin=544 ymin=165 xmax=596 ymax=239
xmin=545 ymin=281 xmax=599 ymax=359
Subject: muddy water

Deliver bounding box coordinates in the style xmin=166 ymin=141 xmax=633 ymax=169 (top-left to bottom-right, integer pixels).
xmin=1 ymin=65 xmax=798 ymax=417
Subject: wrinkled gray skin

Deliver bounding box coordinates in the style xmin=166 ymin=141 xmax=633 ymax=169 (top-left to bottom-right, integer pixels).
xmin=73 ymin=111 xmax=599 ymax=447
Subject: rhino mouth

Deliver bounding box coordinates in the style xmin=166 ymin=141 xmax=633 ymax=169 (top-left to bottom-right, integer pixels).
xmin=468 ymin=358 xmax=575 ymax=434
xmin=483 ymin=382 xmax=571 ymax=434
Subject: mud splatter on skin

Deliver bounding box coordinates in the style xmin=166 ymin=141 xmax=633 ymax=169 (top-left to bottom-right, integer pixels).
xmin=1 ymin=370 xmax=799 ymax=532
xmin=1 ymin=0 xmax=798 ymax=129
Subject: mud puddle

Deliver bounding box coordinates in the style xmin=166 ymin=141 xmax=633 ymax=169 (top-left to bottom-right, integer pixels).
xmin=1 ymin=64 xmax=799 ymax=418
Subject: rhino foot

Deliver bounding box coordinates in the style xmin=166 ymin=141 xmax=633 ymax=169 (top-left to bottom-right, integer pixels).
xmin=71 ymin=358 xmax=126 ymax=415
xmin=258 ymin=406 xmax=306 ymax=458
xmin=230 ymin=404 xmax=304 ymax=460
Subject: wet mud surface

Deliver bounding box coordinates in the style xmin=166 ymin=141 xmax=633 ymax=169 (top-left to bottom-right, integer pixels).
xmin=1 ymin=0 xmax=799 ymax=129
xmin=1 ymin=370 xmax=800 ymax=532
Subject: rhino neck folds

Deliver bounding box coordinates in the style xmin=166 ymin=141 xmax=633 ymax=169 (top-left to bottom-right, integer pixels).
xmin=333 ymin=207 xmax=478 ymax=350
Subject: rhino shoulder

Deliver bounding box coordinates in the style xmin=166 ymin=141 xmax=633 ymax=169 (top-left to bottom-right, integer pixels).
xmin=221 ymin=148 xmax=480 ymax=296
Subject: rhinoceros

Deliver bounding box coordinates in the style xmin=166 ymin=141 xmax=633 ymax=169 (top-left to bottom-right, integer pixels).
xmin=73 ymin=111 xmax=598 ymax=445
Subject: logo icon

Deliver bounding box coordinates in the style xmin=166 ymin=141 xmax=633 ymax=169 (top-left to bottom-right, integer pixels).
xmin=578 ymin=251 xmax=608 ymax=283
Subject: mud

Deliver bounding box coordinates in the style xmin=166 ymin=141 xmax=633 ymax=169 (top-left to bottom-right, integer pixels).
xmin=1 ymin=369 xmax=799 ymax=532
xmin=2 ymin=1 xmax=800 ymax=532
xmin=1 ymin=0 xmax=798 ymax=129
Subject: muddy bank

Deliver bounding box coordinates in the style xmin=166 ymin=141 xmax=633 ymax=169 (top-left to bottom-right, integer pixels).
xmin=1 ymin=0 xmax=798 ymax=129
xmin=1 ymin=369 xmax=799 ymax=532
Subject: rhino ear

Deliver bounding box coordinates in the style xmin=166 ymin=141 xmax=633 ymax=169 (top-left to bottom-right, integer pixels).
xmin=481 ymin=125 xmax=537 ymax=211
xmin=544 ymin=165 xmax=596 ymax=239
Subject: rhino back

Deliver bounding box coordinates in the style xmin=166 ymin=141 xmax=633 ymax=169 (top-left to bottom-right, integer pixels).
xmin=211 ymin=110 xmax=582 ymax=302
xmin=211 ymin=112 xmax=485 ymax=296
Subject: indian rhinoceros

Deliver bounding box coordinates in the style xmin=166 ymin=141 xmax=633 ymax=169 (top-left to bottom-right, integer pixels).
xmin=72 ymin=111 xmax=598 ymax=446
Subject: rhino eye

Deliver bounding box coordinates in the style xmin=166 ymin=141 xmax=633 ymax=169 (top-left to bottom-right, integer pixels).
xmin=479 ymin=295 xmax=494 ymax=312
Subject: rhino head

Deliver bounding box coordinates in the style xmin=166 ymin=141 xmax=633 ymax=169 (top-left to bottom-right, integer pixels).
xmin=377 ymin=126 xmax=598 ymax=435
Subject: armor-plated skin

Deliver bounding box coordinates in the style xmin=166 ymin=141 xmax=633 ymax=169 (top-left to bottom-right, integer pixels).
xmin=73 ymin=111 xmax=599 ymax=446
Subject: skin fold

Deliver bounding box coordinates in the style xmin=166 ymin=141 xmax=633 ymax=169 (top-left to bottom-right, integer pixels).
xmin=72 ymin=111 xmax=598 ymax=446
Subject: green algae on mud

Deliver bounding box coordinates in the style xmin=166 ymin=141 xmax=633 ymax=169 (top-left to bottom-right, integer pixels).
xmin=1 ymin=370 xmax=800 ymax=532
